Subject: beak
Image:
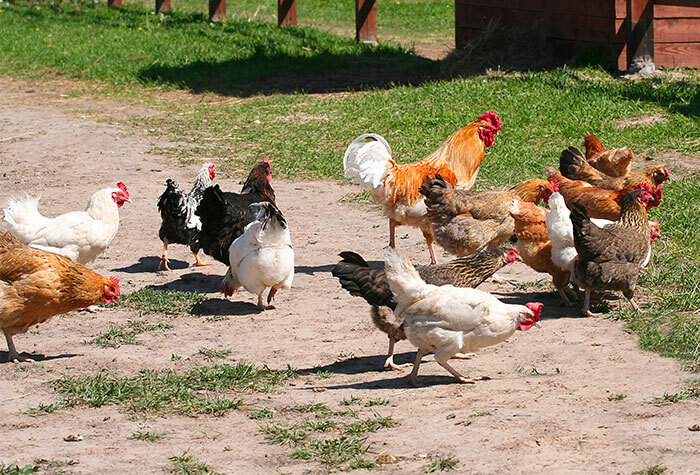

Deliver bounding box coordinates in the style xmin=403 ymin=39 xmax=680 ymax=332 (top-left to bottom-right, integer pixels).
xmin=126 ymin=198 xmax=132 ymax=203
xmin=534 ymin=321 xmax=541 ymax=328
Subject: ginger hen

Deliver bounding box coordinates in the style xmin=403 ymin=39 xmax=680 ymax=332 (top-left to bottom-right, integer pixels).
xmin=571 ymin=188 xmax=653 ymax=317
xmin=420 ymin=174 xmax=554 ymax=257
xmin=332 ymin=247 xmax=520 ymax=370
xmin=0 ymin=232 xmax=121 ymax=362
xmin=343 ymin=112 xmax=502 ymax=264
xmin=583 ymin=132 xmax=635 ymax=177
xmin=383 ymin=247 xmax=542 ymax=386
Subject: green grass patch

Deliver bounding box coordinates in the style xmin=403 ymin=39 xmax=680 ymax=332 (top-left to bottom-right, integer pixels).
xmin=261 ymin=424 xmax=308 ymax=445
xmin=129 ymin=430 xmax=168 ymax=442
xmin=195 ymin=347 xmax=232 ymax=360
xmin=291 ymin=436 xmax=373 ymax=468
xmin=166 ymin=451 xmax=222 ymax=475
xmin=651 ymin=380 xmax=700 ymax=406
xmin=29 ymin=363 xmax=295 ymax=417
xmin=0 ymin=465 xmax=38 ymax=475
xmin=344 ymin=414 xmax=397 ymax=434
xmin=607 ymin=394 xmax=627 ymax=401
xmin=115 ymin=287 xmax=206 ymax=315
xmin=424 ymin=457 xmax=460 ymax=472
xmin=87 ymin=320 xmax=172 ymax=348
xmin=249 ymin=408 xmax=275 ymax=420
xmin=632 ymin=465 xmax=667 ymax=475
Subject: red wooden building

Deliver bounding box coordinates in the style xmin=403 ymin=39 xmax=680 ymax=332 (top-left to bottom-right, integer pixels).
xmin=455 ymin=0 xmax=700 ymax=71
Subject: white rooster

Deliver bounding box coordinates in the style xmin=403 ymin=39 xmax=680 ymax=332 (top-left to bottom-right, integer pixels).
xmin=546 ymin=190 xmax=660 ymax=275
xmin=221 ymin=202 xmax=294 ymax=310
xmin=3 ymin=182 xmax=131 ymax=265
xmin=383 ymin=247 xmax=543 ymax=386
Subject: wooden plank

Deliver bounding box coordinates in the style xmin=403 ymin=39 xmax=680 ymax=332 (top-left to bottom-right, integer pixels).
xmin=654 ymin=0 xmax=700 ymax=19
xmin=156 ymin=0 xmax=171 ymax=14
xmin=654 ymin=42 xmax=700 ymax=67
xmin=107 ymin=0 xmax=123 ymax=6
xmin=209 ymin=0 xmax=226 ymax=22
xmin=627 ymin=0 xmax=654 ymax=70
xmin=356 ymin=0 xmax=377 ymax=43
xmin=654 ymin=18 xmax=700 ymax=42
xmin=615 ymin=0 xmax=627 ymax=19
xmin=278 ymin=0 xmax=298 ymax=27
xmin=455 ymin=0 xmax=614 ymax=18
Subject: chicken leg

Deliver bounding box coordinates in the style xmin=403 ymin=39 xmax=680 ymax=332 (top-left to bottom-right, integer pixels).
xmin=389 ymin=218 xmax=397 ymax=248
xmin=385 ymin=336 xmax=412 ymax=371
xmin=158 ymin=240 xmax=171 ymax=271
xmin=422 ymin=229 xmax=438 ymax=265
xmin=4 ymin=332 xmax=33 ymax=363
xmin=192 ymin=251 xmax=211 ymax=267
xmin=582 ymin=289 xmax=598 ymax=317
xmin=257 ymin=293 xmax=274 ymax=311
xmin=267 ymin=287 xmax=278 ymax=305
xmin=408 ymin=348 xmax=428 ymax=387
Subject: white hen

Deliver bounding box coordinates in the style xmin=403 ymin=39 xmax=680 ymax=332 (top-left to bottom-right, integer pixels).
xmin=222 ymin=202 xmax=294 ymax=310
xmin=383 ymin=247 xmax=543 ymax=386
xmin=546 ymin=191 xmax=660 ymax=274
xmin=3 ymin=183 xmax=130 ymax=264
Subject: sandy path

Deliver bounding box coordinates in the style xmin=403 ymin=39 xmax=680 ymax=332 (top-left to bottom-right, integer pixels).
xmin=0 ymin=78 xmax=698 ymax=474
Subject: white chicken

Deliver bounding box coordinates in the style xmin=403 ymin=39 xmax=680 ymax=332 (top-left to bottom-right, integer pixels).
xmin=383 ymin=247 xmax=543 ymax=386
xmin=221 ymin=202 xmax=294 ymax=310
xmin=3 ymin=183 xmax=131 ymax=265
xmin=546 ymin=191 xmax=660 ymax=274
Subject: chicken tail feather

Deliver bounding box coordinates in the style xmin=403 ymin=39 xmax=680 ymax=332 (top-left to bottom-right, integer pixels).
xmin=343 ymin=133 xmax=394 ymax=188
xmin=383 ymin=247 xmax=427 ymax=304
xmin=3 ymin=195 xmax=50 ymax=240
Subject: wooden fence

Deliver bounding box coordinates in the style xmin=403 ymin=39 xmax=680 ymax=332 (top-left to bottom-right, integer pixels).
xmin=107 ymin=0 xmax=379 ymax=43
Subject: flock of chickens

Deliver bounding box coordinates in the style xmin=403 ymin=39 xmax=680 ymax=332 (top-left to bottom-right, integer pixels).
xmin=0 ymin=111 xmax=670 ymax=385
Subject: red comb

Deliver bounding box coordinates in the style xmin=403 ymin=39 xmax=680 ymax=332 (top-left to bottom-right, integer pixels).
xmin=548 ymin=178 xmax=560 ymax=192
xmin=116 ymin=182 xmax=129 ymax=197
xmin=478 ymin=111 xmax=502 ymax=132
xmin=109 ymin=277 xmax=120 ymax=291
xmin=508 ymin=246 xmax=520 ymax=256
xmin=262 ymin=156 xmax=270 ymax=164
xmin=525 ymin=302 xmax=544 ymax=319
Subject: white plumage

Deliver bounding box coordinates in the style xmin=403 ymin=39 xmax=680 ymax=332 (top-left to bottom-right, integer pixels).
xmin=222 ymin=202 xmax=294 ymax=310
xmin=3 ymin=184 xmax=130 ymax=265
xmin=383 ymin=247 xmax=542 ymax=386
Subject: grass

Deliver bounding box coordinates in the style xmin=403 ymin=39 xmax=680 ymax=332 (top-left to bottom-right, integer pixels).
xmin=291 ymin=436 xmax=373 ymax=468
xmin=261 ymin=424 xmax=308 ymax=445
xmin=0 ymin=1 xmax=698 ymax=368
xmin=651 ymin=380 xmax=700 ymax=405
xmin=607 ymin=394 xmax=627 ymax=401
xmin=114 ymin=288 xmax=206 ymax=315
xmin=249 ymin=408 xmax=275 ymax=420
xmin=195 ymin=347 xmax=232 ymax=360
xmin=28 ymin=363 xmax=296 ymax=417
xmin=423 ymin=457 xmax=460 ymax=472
xmin=166 ymin=451 xmax=222 ymax=475
xmin=87 ymin=320 xmax=172 ymax=348
xmin=129 ymin=430 xmax=168 ymax=442
xmin=0 ymin=465 xmax=38 ymax=475
xmin=632 ymin=465 xmax=667 ymax=475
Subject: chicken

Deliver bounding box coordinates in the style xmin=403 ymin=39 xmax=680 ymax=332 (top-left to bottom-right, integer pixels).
xmin=331 ymin=247 xmax=520 ymax=370
xmin=546 ymin=190 xmax=660 ymax=275
xmin=382 ymin=247 xmax=542 ymax=386
xmin=571 ymin=188 xmax=653 ymax=317
xmin=343 ymin=112 xmax=502 ymax=264
xmin=196 ymin=158 xmax=276 ymax=266
xmin=0 ymin=232 xmax=121 ymax=362
xmin=508 ymin=198 xmax=577 ymax=306
xmin=544 ymin=167 xmax=660 ymax=221
xmin=560 ymin=146 xmax=670 ymax=191
xmin=221 ymin=202 xmax=294 ymax=310
xmin=420 ymin=174 xmax=554 ymax=257
xmin=156 ymin=162 xmax=216 ymax=271
xmin=3 ymin=182 xmax=131 ymax=265
xmin=583 ymin=132 xmax=635 ymax=178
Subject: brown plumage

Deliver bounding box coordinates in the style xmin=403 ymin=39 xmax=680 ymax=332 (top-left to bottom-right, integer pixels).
xmin=583 ymin=133 xmax=635 ymax=177
xmin=420 ymin=174 xmax=554 ymax=257
xmin=331 ymin=247 xmax=519 ymax=370
xmin=0 ymin=232 xmax=121 ymax=362
xmin=571 ymin=188 xmax=653 ymax=317
xmin=560 ymin=146 xmax=670 ymax=191
xmin=508 ymin=199 xmax=576 ymax=306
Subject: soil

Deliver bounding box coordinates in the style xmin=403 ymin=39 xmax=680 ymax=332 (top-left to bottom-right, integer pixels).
xmin=0 ymin=77 xmax=698 ymax=474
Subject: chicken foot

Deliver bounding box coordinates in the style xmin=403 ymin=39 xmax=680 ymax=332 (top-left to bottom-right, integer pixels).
xmin=4 ymin=333 xmax=33 ymax=363
xmin=384 ymin=336 xmax=412 ymax=371
xmin=582 ymin=289 xmax=600 ymax=317
xmin=158 ymin=240 xmax=171 ymax=271
xmin=257 ymin=293 xmax=274 ymax=311
xmin=192 ymin=252 xmax=211 ymax=267
xmin=408 ymin=348 xmax=428 ymax=386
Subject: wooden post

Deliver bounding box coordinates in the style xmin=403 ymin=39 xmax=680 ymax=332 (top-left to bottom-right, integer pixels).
xmin=627 ymin=0 xmax=654 ymax=72
xmin=156 ymin=0 xmax=171 ymax=14
xmin=107 ymin=0 xmax=122 ymax=7
xmin=355 ymin=0 xmax=377 ymax=44
xmin=278 ymin=0 xmax=298 ymax=27
xmin=209 ymin=0 xmax=226 ymax=22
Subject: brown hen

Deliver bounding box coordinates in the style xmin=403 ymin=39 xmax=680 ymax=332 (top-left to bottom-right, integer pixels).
xmin=583 ymin=132 xmax=635 ymax=177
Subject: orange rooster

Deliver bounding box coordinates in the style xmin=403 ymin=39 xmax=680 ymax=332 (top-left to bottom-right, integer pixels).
xmin=343 ymin=112 xmax=502 ymax=264
xmin=583 ymin=132 xmax=635 ymax=178
xmin=544 ymin=168 xmax=662 ymax=221
xmin=0 ymin=232 xmax=121 ymax=362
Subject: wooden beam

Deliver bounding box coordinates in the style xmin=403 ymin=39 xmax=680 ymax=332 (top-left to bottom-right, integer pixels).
xmin=626 ymin=0 xmax=654 ymax=72
xmin=156 ymin=0 xmax=171 ymax=14
xmin=355 ymin=0 xmax=377 ymax=44
xmin=209 ymin=0 xmax=226 ymax=22
xmin=107 ymin=0 xmax=122 ymax=7
xmin=278 ymin=0 xmax=298 ymax=27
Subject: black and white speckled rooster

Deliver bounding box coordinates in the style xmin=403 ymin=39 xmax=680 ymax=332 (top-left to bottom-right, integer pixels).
xmin=156 ymin=162 xmax=215 ymax=271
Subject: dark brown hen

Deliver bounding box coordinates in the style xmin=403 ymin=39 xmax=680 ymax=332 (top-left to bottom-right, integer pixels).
xmin=331 ymin=247 xmax=519 ymax=370
xmin=571 ymin=188 xmax=652 ymax=317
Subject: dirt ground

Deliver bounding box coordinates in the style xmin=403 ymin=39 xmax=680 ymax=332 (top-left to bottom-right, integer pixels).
xmin=0 ymin=77 xmax=698 ymax=474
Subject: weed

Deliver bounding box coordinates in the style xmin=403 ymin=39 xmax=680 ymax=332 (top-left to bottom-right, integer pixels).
xmin=316 ymin=370 xmax=334 ymax=379
xmin=652 ymin=380 xmax=700 ymax=405
xmin=249 ymin=408 xmax=275 ymax=420
xmin=304 ymin=420 xmax=337 ymax=432
xmin=166 ymin=451 xmax=222 ymax=474
xmin=424 ymin=456 xmax=460 ymax=472
xmin=0 ymin=465 xmax=38 ymax=475
xmin=113 ymin=288 xmax=206 ymax=315
xmin=292 ymin=436 xmax=372 ymax=468
xmin=87 ymin=321 xmax=172 ymax=348
xmin=632 ymin=465 xmax=667 ymax=475
xmin=288 ymin=403 xmax=332 ymax=415
xmin=129 ymin=430 xmax=167 ymax=442
xmin=608 ymin=394 xmax=627 ymax=401
xmin=344 ymin=414 xmax=397 ymax=435
xmin=195 ymin=347 xmax=232 ymax=360
xmin=26 ymin=401 xmax=70 ymax=417
xmin=341 ymin=396 xmax=362 ymax=406
xmin=261 ymin=424 xmax=308 ymax=446
xmin=364 ymin=398 xmax=390 ymax=407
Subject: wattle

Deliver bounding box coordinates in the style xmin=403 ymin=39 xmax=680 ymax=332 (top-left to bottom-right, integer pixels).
xmin=519 ymin=322 xmax=533 ymax=331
